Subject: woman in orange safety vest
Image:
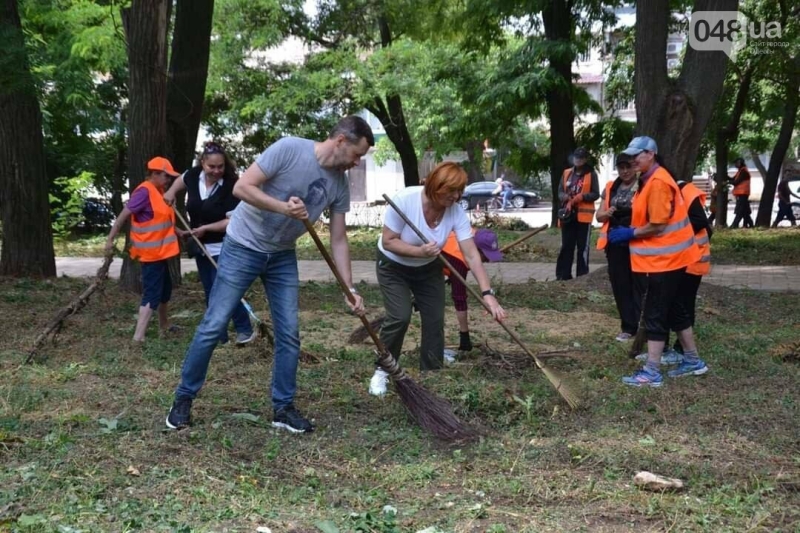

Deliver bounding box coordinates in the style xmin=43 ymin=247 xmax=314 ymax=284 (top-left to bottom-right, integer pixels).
xmin=555 ymin=147 xmax=599 ymax=280
xmin=596 ymin=152 xmax=641 ymax=342
xmin=729 ymin=158 xmax=754 ymax=228
xmin=105 ymin=157 xmax=180 ymax=342
xmin=607 ymin=136 xmax=707 ymax=387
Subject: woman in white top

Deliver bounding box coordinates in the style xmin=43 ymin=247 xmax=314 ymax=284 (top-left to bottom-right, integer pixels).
xmin=369 ymin=162 xmax=507 ymax=395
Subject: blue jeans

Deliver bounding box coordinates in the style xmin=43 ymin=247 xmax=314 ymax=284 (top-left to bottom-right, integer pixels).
xmin=195 ymin=251 xmax=253 ymax=343
xmin=176 ymin=237 xmax=300 ymax=409
xmin=501 ymin=189 xmax=513 ymax=209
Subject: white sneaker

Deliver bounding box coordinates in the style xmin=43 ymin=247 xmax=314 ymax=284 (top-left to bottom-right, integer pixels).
xmin=369 ymin=368 xmax=389 ymax=396
xmin=443 ymin=348 xmax=457 ymax=365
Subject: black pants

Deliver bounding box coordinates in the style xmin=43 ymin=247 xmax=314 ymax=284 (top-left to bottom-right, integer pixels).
xmin=668 ymin=272 xmax=702 ymax=353
xmin=773 ymin=202 xmax=797 ymax=227
xmin=556 ymin=220 xmax=591 ymax=280
xmin=636 ymin=268 xmax=691 ymax=342
xmin=606 ymin=244 xmax=641 ymax=335
xmin=731 ymin=196 xmax=754 ymax=228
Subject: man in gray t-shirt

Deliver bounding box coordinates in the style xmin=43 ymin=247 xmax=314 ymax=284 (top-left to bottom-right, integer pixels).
xmin=167 ymin=116 xmax=375 ymax=435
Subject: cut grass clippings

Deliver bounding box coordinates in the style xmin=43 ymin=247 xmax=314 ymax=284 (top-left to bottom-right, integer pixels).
xmin=1 ymin=270 xmax=799 ymax=532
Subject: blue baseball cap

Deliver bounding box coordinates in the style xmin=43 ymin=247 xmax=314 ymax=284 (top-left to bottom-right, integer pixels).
xmin=622 ymin=136 xmax=658 ymax=156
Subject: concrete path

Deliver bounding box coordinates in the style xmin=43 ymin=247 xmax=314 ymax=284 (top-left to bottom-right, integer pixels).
xmin=55 ymin=258 xmax=800 ymax=292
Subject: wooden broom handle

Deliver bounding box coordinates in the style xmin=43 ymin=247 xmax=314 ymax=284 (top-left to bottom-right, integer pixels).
xmin=499 ymin=224 xmax=548 ymax=253
xmin=382 ymin=193 xmax=548 ymax=370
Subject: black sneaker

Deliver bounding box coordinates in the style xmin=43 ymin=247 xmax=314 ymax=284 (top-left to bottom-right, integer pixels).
xmin=166 ymin=397 xmax=192 ymax=430
xmin=272 ymin=405 xmax=314 ymax=433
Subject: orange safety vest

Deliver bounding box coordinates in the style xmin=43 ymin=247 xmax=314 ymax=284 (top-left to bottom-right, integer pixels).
xmin=596 ymin=181 xmax=614 ymax=250
xmin=561 ymin=168 xmax=595 ymax=223
xmin=681 ymin=182 xmax=711 ymax=276
xmin=441 ymin=229 xmax=475 ymax=276
xmin=732 ymin=168 xmax=750 ymax=197
xmin=629 ymin=167 xmax=700 ymax=273
xmin=129 ymin=181 xmax=180 ymax=262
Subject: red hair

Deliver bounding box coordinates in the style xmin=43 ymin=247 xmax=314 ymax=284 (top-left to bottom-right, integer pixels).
xmin=423 ymin=162 xmax=467 ymax=199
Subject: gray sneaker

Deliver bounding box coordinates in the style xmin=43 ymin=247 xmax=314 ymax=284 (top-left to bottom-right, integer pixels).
xmin=635 ymin=348 xmax=684 ymax=365
xmin=236 ymin=331 xmax=257 ymax=345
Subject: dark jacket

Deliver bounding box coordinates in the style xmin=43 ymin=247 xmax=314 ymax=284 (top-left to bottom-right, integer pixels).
xmin=183 ymin=166 xmax=240 ymax=244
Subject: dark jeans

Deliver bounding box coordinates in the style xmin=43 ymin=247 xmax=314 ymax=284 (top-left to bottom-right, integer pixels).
xmin=773 ymin=202 xmax=797 ymax=227
xmin=731 ymin=196 xmax=754 ymax=228
xmin=376 ymin=250 xmax=445 ymax=370
xmin=636 ymin=268 xmax=690 ymax=342
xmin=195 ymin=252 xmax=253 ymax=343
xmin=606 ymin=244 xmax=641 ymax=335
xmin=556 ymin=220 xmax=592 ymax=280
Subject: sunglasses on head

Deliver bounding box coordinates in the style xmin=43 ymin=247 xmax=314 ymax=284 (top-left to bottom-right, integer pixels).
xmin=202 ymin=142 xmax=224 ymax=156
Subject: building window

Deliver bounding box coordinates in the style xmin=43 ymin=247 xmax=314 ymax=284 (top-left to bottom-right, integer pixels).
xmin=666 ymin=42 xmax=682 ymax=55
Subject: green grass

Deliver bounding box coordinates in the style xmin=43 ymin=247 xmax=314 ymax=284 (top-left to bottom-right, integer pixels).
xmin=710 ymin=228 xmax=800 ymax=265
xmin=1 ymin=274 xmax=799 ymax=532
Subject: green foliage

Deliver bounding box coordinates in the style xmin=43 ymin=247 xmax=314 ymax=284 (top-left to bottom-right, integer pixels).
xmin=49 ymin=172 xmax=93 ymax=237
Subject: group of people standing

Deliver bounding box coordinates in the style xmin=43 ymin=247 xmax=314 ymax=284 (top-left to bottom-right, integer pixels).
xmin=556 ymin=139 xmax=712 ymax=386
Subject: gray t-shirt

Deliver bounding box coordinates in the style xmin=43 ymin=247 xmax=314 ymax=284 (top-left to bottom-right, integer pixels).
xmin=226 ymin=137 xmax=350 ymax=253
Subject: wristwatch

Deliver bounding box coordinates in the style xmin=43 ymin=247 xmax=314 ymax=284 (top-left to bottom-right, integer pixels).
xmin=481 ymin=288 xmax=495 ymax=297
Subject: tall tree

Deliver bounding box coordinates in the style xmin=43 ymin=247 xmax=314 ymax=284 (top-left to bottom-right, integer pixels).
xmin=0 ymin=0 xmax=56 ymax=277
xmin=119 ymin=0 xmax=170 ymax=292
xmin=167 ymin=0 xmax=215 ymax=172
xmin=633 ymin=0 xmax=737 ymax=181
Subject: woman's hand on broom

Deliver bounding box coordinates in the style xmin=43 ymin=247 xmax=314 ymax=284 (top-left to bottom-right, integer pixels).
xmin=483 ymin=294 xmax=507 ymax=322
xmin=345 ymin=292 xmax=366 ymax=316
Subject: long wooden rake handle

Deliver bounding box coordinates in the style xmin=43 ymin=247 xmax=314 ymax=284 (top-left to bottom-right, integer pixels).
xmin=382 ymin=194 xmax=550 ymax=372
xmin=499 ymin=224 xmax=549 ymax=253
xmin=172 ymin=208 xmax=262 ymax=325
xmin=300 ymin=219 xmax=391 ymax=356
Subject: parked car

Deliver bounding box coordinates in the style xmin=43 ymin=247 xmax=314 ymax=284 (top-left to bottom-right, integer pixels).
xmin=458 ymin=181 xmax=540 ymax=210
xmin=80 ymin=198 xmax=115 ymax=230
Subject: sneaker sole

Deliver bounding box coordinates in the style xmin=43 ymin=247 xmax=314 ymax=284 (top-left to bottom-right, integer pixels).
xmin=235 ymin=334 xmax=257 ymax=346
xmin=165 ymin=416 xmax=188 ymax=430
xmin=271 ymin=421 xmax=310 ymax=433
xmin=623 ymin=381 xmax=663 ymax=388
xmin=669 ymin=366 xmax=709 ymax=378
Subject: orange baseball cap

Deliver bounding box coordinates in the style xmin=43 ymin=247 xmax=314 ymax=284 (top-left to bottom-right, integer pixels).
xmin=146 ymin=156 xmax=180 ymax=177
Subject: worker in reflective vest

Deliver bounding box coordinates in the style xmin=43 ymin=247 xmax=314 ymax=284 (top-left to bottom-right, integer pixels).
xmin=106 ymin=157 xmax=180 ymax=342
xmin=730 ymin=158 xmax=754 ymax=229
xmin=596 ymin=153 xmax=641 ymax=342
xmin=555 ymin=146 xmax=599 ymax=280
xmin=607 ymin=136 xmax=707 ymax=387
xmin=440 ymin=228 xmax=504 ymax=353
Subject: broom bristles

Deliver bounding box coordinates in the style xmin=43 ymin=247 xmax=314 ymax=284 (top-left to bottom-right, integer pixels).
xmin=393 ymin=376 xmax=477 ymax=441
xmin=348 ymin=316 xmax=386 ymax=344
xmin=541 ymin=366 xmax=581 ymax=409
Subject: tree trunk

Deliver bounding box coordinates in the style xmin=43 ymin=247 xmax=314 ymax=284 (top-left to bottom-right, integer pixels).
xmin=120 ymin=0 xmax=170 ymax=293
xmin=755 ymin=71 xmax=799 ymax=227
xmin=635 ymin=0 xmax=737 ymax=183
xmin=368 ymin=16 xmax=419 ymax=188
xmin=0 ymin=0 xmax=56 ymax=277
xmin=167 ymin=0 xmax=214 ymax=172
xmin=542 ymin=0 xmax=575 ymax=227
xmin=463 ymin=140 xmax=485 ymax=183
xmin=713 ymin=64 xmax=755 ymax=227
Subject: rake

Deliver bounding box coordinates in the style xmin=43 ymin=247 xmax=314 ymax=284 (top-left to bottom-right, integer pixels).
xmin=301 ymin=218 xmax=474 ymax=441
xmin=382 ymin=193 xmax=581 ymax=409
xmin=173 ymin=208 xmax=271 ymax=340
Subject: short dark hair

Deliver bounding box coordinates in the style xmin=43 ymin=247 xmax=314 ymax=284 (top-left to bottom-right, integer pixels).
xmin=328 ymin=116 xmax=375 ymax=147
xmin=615 ymin=153 xmax=633 ymax=166
xmin=734 ymin=158 xmax=745 ymax=167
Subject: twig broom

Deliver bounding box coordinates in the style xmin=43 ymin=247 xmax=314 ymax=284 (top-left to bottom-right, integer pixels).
xmin=301 ymin=218 xmax=475 ymax=441
xmin=382 ymin=194 xmax=581 ymax=409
